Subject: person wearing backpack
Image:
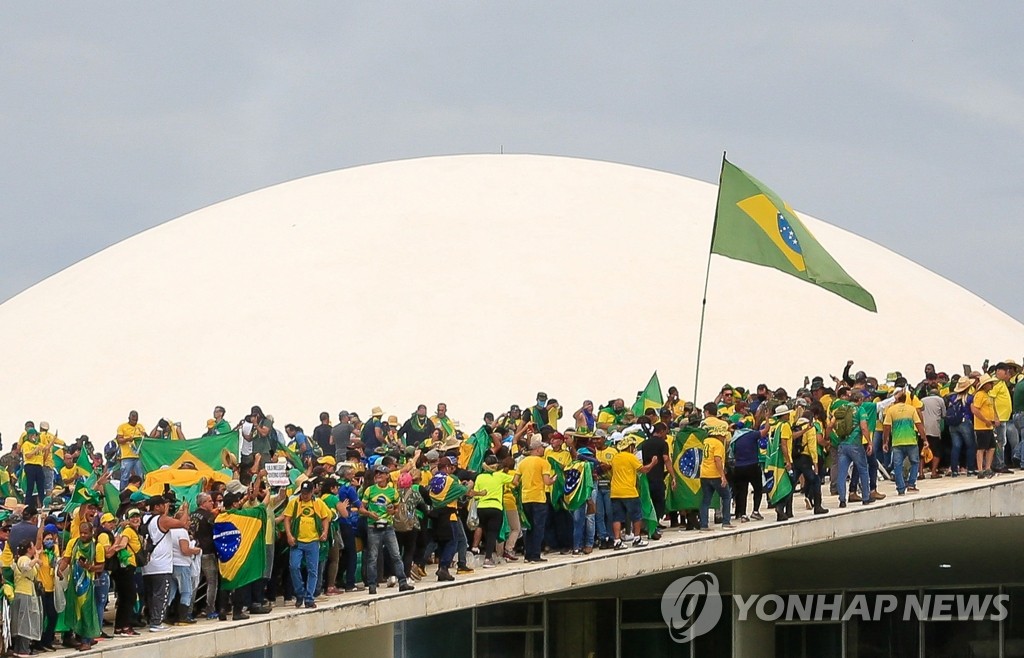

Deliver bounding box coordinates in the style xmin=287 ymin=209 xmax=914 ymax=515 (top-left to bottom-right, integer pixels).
xmin=826 ymin=390 xmax=873 ymax=508
xmin=946 ymin=377 xmax=978 ymax=476
xmin=283 ymin=480 xmax=333 ymax=608
xmin=393 ymin=470 xmax=427 ymax=579
xmin=140 ymin=495 xmax=192 ymax=632
xmin=359 ymin=464 xmax=414 ymax=595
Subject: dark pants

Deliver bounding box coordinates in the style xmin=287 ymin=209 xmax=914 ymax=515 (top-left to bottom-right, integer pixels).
xmin=549 ymin=505 xmax=573 ymax=551
xmin=793 ymin=455 xmax=822 ymax=509
xmin=648 ymin=479 xmax=667 ymax=522
xmin=477 ymin=507 xmax=504 ymax=560
xmin=113 ymin=566 xmax=137 ymax=629
xmin=523 ymin=502 xmax=548 ymax=560
xmin=775 ymin=472 xmax=794 ymax=520
xmin=338 ymin=523 xmax=358 ymax=588
xmin=23 ymin=463 xmax=46 ymax=507
xmin=731 ymin=464 xmax=763 ymax=517
xmin=41 ymin=591 xmax=57 ymax=646
xmin=396 ymin=530 xmax=417 ymax=579
xmin=218 ymin=583 xmax=249 ymax=615
xmin=144 ymin=573 xmax=173 ymax=627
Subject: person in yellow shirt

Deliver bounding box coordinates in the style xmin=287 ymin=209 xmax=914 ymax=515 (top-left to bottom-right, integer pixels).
xmin=37 ymin=421 xmax=61 ymax=494
xmin=792 ymin=417 xmax=828 ymax=515
xmin=698 ymin=431 xmax=733 ymax=530
xmin=112 ymin=510 xmax=142 ymax=636
xmin=991 ymin=363 xmax=1014 ymax=473
xmin=609 ymin=437 xmax=656 ymax=549
xmin=11 ymin=536 xmax=42 ymax=656
xmin=283 ymin=480 xmax=332 ymax=606
xmin=971 ymin=375 xmax=999 ymax=478
xmin=116 ymin=411 xmax=147 ymax=488
xmin=21 ymin=428 xmax=48 ymax=507
xmin=515 ymin=436 xmax=555 ymax=562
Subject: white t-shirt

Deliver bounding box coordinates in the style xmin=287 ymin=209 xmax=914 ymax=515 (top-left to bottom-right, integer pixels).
xmin=240 ymin=421 xmax=254 ymax=457
xmin=141 ymin=514 xmax=173 ymax=576
xmin=169 ymin=528 xmax=192 ymax=567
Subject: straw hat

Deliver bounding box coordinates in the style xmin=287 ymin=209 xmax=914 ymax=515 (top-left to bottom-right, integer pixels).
xmin=953 ymin=378 xmax=972 ymax=394
xmin=976 ymin=374 xmax=997 ymax=389
xmin=439 ymin=436 xmax=462 ymax=452
xmin=370 ymin=406 xmax=384 ymax=417
xmin=386 ymin=415 xmax=400 ymax=426
xmin=773 ymin=404 xmax=791 ymax=417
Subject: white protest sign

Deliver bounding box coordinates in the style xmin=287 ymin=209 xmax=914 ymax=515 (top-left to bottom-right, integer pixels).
xmin=265 ymin=462 xmax=290 ymax=486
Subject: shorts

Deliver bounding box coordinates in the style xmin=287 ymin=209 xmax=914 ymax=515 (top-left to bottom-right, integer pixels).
xmin=925 ymin=435 xmax=941 ymax=452
xmin=976 ymin=430 xmax=995 ymax=451
xmin=611 ymin=497 xmax=641 ymax=524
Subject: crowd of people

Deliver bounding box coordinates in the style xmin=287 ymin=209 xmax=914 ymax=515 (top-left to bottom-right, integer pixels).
xmin=0 ymin=358 xmax=1021 ymax=655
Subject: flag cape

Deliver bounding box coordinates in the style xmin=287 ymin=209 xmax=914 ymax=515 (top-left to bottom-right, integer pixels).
xmin=459 ymin=426 xmax=491 ymax=473
xmin=764 ymin=424 xmax=794 ymax=504
xmin=547 ymin=457 xmax=566 ymax=510
xmin=631 ymin=371 xmax=664 ymax=417
xmin=428 ymin=473 xmax=468 ymax=508
xmin=712 ymin=158 xmax=876 ymax=312
xmin=666 ymin=426 xmax=708 ymax=511
xmin=214 ymin=506 xmax=267 ymax=590
xmin=559 ymin=460 xmax=594 ymax=511
xmin=637 ymin=473 xmax=659 ymax=536
xmin=139 ymin=431 xmax=240 ymax=474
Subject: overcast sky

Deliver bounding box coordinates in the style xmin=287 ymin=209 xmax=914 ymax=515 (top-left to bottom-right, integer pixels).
xmin=2 ymin=3 xmax=1022 ymax=320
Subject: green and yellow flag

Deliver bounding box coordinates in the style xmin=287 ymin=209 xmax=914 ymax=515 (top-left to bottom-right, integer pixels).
xmin=637 ymin=473 xmax=659 ymax=536
xmin=764 ymin=424 xmax=794 ymax=504
xmin=666 ymin=426 xmax=707 ymax=511
xmin=428 ymin=472 xmax=468 ymax=508
xmin=139 ymin=431 xmax=240 ymax=474
xmin=459 ymin=426 xmax=491 ymax=473
xmin=712 ymin=158 xmax=876 ymax=312
xmin=559 ymin=460 xmax=594 ymax=512
xmin=214 ymin=505 xmax=267 ymax=590
xmin=631 ymin=371 xmax=664 ymax=417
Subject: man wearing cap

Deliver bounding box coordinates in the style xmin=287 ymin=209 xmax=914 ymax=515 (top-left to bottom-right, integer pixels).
xmin=1010 ymin=361 xmax=1024 ymax=466
xmin=359 ymin=465 xmax=414 ymax=595
xmin=38 ymin=421 xmax=60 ymax=494
xmin=882 ymin=389 xmax=928 ymax=495
xmin=597 ymin=399 xmax=627 ymax=431
xmin=609 ymin=435 xmax=657 ymax=548
xmin=825 ymin=390 xmax=873 ymax=509
xmin=590 ymin=430 xmax=617 ymax=548
xmin=526 ymin=392 xmax=561 ymax=430
xmin=516 ymin=436 xmax=556 ymax=562
xmin=361 ymin=407 xmax=386 ymax=454
xmin=971 ymin=375 xmax=1000 ymax=478
xmin=141 ymin=495 xmax=192 ymax=632
xmin=283 ymin=480 xmax=333 ymax=607
xmin=116 ymin=411 xmax=147 ymax=489
xmin=991 ymin=363 xmax=1016 ymax=473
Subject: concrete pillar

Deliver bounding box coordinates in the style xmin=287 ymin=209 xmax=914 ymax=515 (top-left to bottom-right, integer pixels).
xmin=732 ymin=556 xmax=774 ymax=658
xmin=313 ymin=623 xmax=394 ymax=657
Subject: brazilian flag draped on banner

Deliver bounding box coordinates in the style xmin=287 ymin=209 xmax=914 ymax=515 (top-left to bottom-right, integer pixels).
xmin=631 ymin=371 xmax=664 ymax=417
xmin=170 ymin=481 xmax=205 ymax=508
xmin=459 ymin=426 xmax=491 ymax=473
xmin=666 ymin=426 xmax=708 ymax=511
xmin=712 ymin=158 xmax=876 ymax=312
xmin=214 ymin=505 xmax=267 ymax=590
xmin=139 ymin=431 xmax=240 ymax=473
xmin=558 ymin=460 xmax=594 ymax=511
xmin=428 ymin=472 xmax=468 ymax=508
xmin=764 ymin=423 xmax=794 ymax=504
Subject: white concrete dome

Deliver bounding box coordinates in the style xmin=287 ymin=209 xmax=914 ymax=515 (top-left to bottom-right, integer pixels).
xmin=2 ymin=154 xmax=1022 ymax=439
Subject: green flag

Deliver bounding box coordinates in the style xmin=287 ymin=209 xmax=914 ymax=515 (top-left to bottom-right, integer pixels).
xmin=631 ymin=371 xmax=664 ymax=417
xmin=102 ymin=483 xmax=121 ymax=516
xmin=637 ymin=473 xmax=659 ymax=537
xmin=63 ymin=484 xmax=100 ymax=516
xmin=139 ymin=431 xmax=240 ymax=474
xmin=171 ymin=481 xmax=205 ymax=508
xmin=76 ymin=448 xmax=95 ymax=477
xmin=213 ymin=505 xmax=267 ymax=590
xmin=461 ymin=426 xmax=491 ymax=473
xmin=666 ymin=426 xmax=708 ymax=512
xmin=712 ymin=158 xmax=876 ymax=312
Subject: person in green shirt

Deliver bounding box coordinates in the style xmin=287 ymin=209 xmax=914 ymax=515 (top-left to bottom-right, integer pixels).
xmin=211 ymin=406 xmax=232 ymax=435
xmin=849 ymin=390 xmax=885 ymax=502
xmin=474 ymin=456 xmax=520 ymax=567
xmin=826 ymin=389 xmax=874 ymax=509
xmin=358 ymin=465 xmax=413 ymax=596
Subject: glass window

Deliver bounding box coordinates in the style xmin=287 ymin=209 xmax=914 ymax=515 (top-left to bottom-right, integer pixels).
xmin=922 ymin=589 xmax=1000 ymax=658
xmin=408 ymin=610 xmax=473 ymax=658
xmin=693 ymin=602 xmax=732 ymax=658
xmin=1004 ymin=587 xmax=1024 ymax=658
xmin=620 ymin=628 xmax=691 ymax=656
xmin=548 ymin=600 xmax=615 ymax=658
xmin=776 ymin=623 xmax=842 ymax=658
xmin=845 ymin=592 xmax=919 ymax=658
xmin=621 ymin=598 xmax=666 ymax=625
xmin=476 ymin=602 xmax=544 ymax=629
xmin=475 ymin=631 xmax=543 ymax=658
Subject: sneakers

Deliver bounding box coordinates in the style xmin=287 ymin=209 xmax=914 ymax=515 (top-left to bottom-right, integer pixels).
xmin=502 ymin=552 xmax=519 ymax=562
xmin=149 ymin=624 xmax=170 ymax=633
xmin=750 ymin=511 xmax=764 ymax=521
xmin=739 ymin=515 xmax=750 ymax=523
xmin=399 ymin=583 xmax=415 ymax=592
xmin=699 ymin=527 xmax=712 ymax=532
xmin=387 ymin=576 xmax=398 ymax=588
xmin=721 ymin=524 xmax=736 ymax=530
xmin=483 ymin=559 xmax=496 ymax=568
xmin=622 ymin=533 xmax=635 ymax=542
xmin=613 ymin=539 xmax=626 ymax=550
xmin=907 ymin=487 xmax=919 ymax=493
xmin=632 ymin=537 xmax=649 ymax=547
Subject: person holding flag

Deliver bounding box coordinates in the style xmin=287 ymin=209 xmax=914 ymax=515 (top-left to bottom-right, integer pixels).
xmin=764 ymin=405 xmax=796 ymax=521
xmin=698 ymin=426 xmax=734 ymax=531
xmin=473 ymin=455 xmax=519 ymax=567
xmin=609 ymin=435 xmax=656 ymax=550
xmin=428 ymin=457 xmax=481 ymax=580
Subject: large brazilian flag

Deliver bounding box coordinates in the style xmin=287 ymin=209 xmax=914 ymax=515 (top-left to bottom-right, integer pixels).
xmin=764 ymin=424 xmax=794 ymax=504
xmin=140 ymin=430 xmax=240 ymax=473
xmin=214 ymin=505 xmax=267 ymax=590
xmin=666 ymin=426 xmax=707 ymax=511
xmin=428 ymin=472 xmax=468 ymax=508
xmin=712 ymin=158 xmax=876 ymax=312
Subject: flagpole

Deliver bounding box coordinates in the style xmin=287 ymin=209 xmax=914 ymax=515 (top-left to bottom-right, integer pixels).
xmin=693 ymin=152 xmax=727 ymax=403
